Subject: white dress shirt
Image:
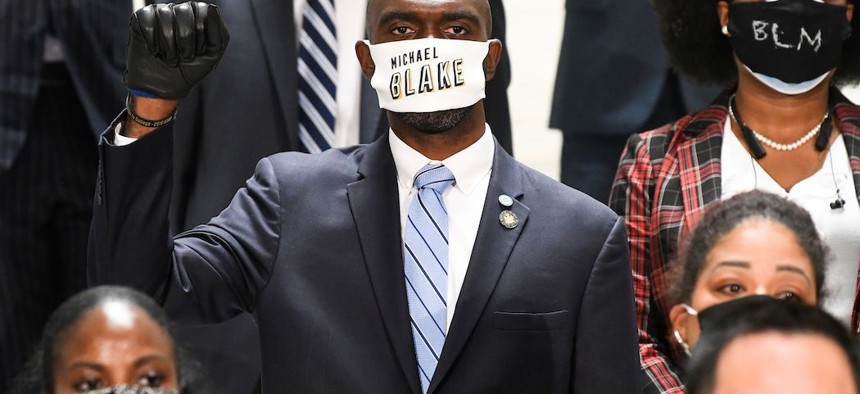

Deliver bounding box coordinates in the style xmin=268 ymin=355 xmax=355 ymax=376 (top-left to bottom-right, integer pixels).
xmin=721 ymin=120 xmax=860 ymax=325
xmin=389 ymin=126 xmax=495 ymax=329
xmin=294 ymin=0 xmax=367 ymax=147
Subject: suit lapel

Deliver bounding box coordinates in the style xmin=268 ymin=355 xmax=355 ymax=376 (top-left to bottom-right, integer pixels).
xmin=428 ymin=143 xmax=529 ymax=393
xmin=346 ymin=135 xmax=421 ymax=394
xmin=249 ymin=0 xmax=300 ymax=150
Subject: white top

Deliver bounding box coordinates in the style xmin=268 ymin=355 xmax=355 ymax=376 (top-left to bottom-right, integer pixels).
xmin=721 ymin=119 xmax=860 ymax=325
xmin=390 ymin=126 xmax=494 ymax=329
xmin=294 ymin=0 xmax=367 ymax=147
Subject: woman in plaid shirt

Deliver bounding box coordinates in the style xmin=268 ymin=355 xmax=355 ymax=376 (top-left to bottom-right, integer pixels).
xmin=608 ymin=0 xmax=860 ymax=392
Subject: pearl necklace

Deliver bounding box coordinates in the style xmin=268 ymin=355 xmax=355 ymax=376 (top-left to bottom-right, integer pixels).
xmin=728 ymin=95 xmax=828 ymax=152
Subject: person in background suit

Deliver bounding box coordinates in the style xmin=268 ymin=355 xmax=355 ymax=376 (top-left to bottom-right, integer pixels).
xmin=166 ymin=1 xmax=511 ymax=391
xmin=89 ymin=0 xmax=639 ymax=392
xmin=0 ymin=0 xmax=130 ymax=390
xmin=549 ymin=0 xmax=718 ymax=202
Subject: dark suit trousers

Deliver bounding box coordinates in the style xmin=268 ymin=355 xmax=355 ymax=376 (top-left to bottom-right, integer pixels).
xmin=0 ymin=63 xmax=95 ymax=390
xmin=561 ymin=72 xmax=687 ymax=203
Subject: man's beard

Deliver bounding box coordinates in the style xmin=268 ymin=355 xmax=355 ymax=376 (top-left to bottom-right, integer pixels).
xmin=393 ymin=106 xmax=473 ymax=134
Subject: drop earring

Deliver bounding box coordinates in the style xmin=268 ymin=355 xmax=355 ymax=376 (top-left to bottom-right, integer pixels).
xmin=721 ymin=25 xmax=729 ymax=36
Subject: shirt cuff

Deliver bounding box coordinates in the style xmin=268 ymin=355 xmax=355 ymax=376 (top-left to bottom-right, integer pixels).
xmin=113 ymin=122 xmax=138 ymax=146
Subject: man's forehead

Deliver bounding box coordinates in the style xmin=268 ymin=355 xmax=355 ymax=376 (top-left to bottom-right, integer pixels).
xmin=367 ymin=0 xmax=492 ymax=27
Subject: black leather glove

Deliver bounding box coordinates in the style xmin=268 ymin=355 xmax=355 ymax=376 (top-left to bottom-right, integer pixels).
xmin=124 ymin=2 xmax=229 ymax=100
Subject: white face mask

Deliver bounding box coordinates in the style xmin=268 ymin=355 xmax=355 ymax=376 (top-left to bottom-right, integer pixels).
xmin=364 ymin=38 xmax=490 ymax=113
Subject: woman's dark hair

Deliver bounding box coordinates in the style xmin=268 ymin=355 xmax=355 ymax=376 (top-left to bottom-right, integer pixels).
xmin=652 ymin=0 xmax=860 ymax=87
xmin=670 ymin=190 xmax=829 ymax=304
xmin=8 ymin=286 xmax=206 ymax=394
xmin=686 ymin=298 xmax=860 ymax=394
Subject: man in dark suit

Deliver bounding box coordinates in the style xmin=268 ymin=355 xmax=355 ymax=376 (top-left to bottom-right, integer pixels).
xmin=171 ymin=0 xmax=512 ymax=233
xmin=89 ymin=0 xmax=639 ymax=392
xmin=550 ymin=0 xmax=718 ymax=202
xmin=166 ymin=1 xmax=512 ymax=391
xmin=0 ymin=0 xmax=129 ymax=388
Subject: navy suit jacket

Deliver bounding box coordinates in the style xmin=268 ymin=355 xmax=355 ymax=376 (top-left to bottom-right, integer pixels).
xmin=0 ymin=0 xmax=129 ymax=172
xmin=90 ymin=119 xmax=638 ymax=393
xmin=549 ymin=0 xmax=717 ymax=135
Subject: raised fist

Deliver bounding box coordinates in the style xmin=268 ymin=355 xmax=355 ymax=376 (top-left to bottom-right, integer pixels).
xmin=124 ymin=2 xmax=229 ymax=100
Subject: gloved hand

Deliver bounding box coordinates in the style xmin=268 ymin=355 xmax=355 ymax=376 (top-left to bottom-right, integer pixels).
xmin=124 ymin=2 xmax=229 ymax=100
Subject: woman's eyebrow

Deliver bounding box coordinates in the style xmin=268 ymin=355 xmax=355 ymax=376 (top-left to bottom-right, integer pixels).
xmin=776 ymin=264 xmax=812 ymax=285
xmin=68 ymin=361 xmax=105 ymax=371
xmin=709 ymin=260 xmax=751 ymax=274
xmin=134 ymin=354 xmax=170 ymax=368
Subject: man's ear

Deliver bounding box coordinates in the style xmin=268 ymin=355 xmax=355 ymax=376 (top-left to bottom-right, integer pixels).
xmin=355 ymin=40 xmax=375 ymax=80
xmin=669 ymin=304 xmax=690 ymax=341
xmin=483 ymin=39 xmax=503 ymax=82
xmin=847 ymin=3 xmax=854 ymax=23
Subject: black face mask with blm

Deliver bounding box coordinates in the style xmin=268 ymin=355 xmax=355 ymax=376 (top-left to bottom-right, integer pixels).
xmin=727 ymin=0 xmax=852 ymax=84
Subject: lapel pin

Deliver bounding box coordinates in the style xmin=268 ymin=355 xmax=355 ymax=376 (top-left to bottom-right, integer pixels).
xmin=498 ymin=194 xmax=514 ymax=207
xmin=499 ymin=210 xmax=518 ymax=229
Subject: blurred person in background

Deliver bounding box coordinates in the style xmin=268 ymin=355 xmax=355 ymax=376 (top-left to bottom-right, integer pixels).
xmin=550 ymin=0 xmax=718 ymax=202
xmin=0 ymin=1 xmax=130 ymax=390
xmin=684 ymin=297 xmax=860 ymax=394
xmin=9 ymin=285 xmax=206 ymax=394
xmin=609 ymin=0 xmax=860 ymax=392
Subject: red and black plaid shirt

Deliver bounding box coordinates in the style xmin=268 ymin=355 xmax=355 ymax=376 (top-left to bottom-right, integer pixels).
xmin=609 ymin=89 xmax=860 ymax=394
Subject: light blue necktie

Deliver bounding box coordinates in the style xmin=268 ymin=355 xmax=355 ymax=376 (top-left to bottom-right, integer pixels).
xmin=298 ymin=0 xmax=336 ymax=153
xmin=404 ymin=164 xmax=455 ymax=393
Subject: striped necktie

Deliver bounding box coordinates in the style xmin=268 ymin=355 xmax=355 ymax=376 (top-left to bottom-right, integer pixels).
xmin=403 ymin=164 xmax=456 ymax=393
xmin=298 ymin=0 xmax=336 ymax=153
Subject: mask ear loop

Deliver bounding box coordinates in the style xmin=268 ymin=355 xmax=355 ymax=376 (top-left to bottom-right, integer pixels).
xmin=674 ymin=303 xmax=699 ymax=357
xmin=673 ymin=330 xmax=693 ymax=357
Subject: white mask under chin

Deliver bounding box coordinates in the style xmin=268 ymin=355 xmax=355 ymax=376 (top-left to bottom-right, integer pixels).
xmin=746 ymin=65 xmax=831 ymax=96
xmin=365 ymin=38 xmax=490 ymax=113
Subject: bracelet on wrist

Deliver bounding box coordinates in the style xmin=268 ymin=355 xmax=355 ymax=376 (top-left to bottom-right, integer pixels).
xmin=125 ymin=94 xmax=177 ymax=128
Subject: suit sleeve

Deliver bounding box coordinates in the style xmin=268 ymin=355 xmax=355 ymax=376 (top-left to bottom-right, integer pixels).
xmin=608 ymin=134 xmax=686 ymax=393
xmin=88 ymin=116 xmax=280 ymax=323
xmin=572 ymin=217 xmax=638 ymax=393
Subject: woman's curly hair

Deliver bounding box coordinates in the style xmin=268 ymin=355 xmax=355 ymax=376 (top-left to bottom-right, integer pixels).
xmin=652 ymin=0 xmax=860 ymax=87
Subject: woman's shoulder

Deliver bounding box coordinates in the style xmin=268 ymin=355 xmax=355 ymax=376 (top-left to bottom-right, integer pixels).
xmin=628 ymin=102 xmax=728 ymax=164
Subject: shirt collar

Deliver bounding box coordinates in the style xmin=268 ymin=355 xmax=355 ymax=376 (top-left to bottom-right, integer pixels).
xmin=389 ymin=124 xmax=495 ymax=196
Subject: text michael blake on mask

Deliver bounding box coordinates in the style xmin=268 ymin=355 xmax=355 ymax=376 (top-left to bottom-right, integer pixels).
xmin=387 ymin=46 xmax=467 ymax=100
